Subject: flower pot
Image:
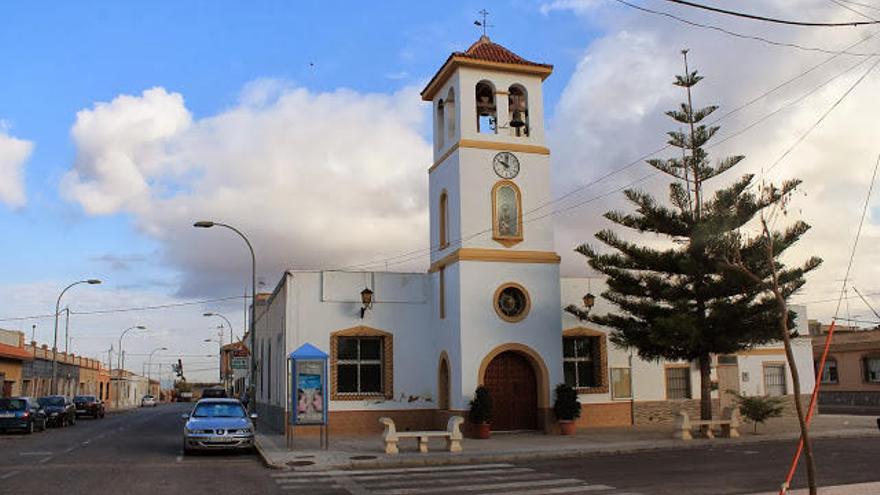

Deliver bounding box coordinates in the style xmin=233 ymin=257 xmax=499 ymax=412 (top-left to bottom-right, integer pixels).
xmin=473 ymin=422 xmax=491 ymax=439
xmin=559 ymin=420 xmax=577 ymax=436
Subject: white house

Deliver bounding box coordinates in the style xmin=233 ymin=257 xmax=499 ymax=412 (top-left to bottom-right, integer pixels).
xmin=252 ymin=36 xmax=815 ymax=435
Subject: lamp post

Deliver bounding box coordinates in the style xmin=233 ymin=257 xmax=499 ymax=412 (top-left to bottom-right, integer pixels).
xmin=52 ymin=279 xmax=101 ymax=394
xmin=147 ymin=346 xmax=167 ymax=384
xmin=115 ymin=325 xmax=146 ymax=409
xmin=203 ymin=312 xmax=236 ymax=343
xmin=194 ymin=220 xmax=256 ymax=411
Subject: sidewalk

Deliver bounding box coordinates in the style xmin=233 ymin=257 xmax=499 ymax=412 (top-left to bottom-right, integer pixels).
xmin=254 ymin=413 xmax=879 ymax=471
xmin=748 ymin=481 xmax=880 ymax=494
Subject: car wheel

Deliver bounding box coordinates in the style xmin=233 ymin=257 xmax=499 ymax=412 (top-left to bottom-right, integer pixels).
xmin=26 ymin=421 xmax=34 ymax=435
xmin=40 ymin=419 xmax=47 ymax=431
xmin=70 ymin=415 xmax=76 ymax=426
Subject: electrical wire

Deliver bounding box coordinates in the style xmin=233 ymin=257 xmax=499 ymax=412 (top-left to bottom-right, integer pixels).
xmin=663 ymin=0 xmax=880 ymax=26
xmin=835 ymin=0 xmax=880 ymax=14
xmin=0 ymin=295 xmax=247 ymax=323
xmin=614 ymin=0 xmax=880 ymax=57
xmin=828 ymin=0 xmax=879 ymax=22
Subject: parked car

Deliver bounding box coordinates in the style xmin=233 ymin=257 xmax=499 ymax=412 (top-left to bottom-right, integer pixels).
xmin=38 ymin=395 xmax=77 ymax=427
xmin=0 ymin=397 xmax=47 ymax=434
xmin=73 ymin=395 xmax=105 ymax=419
xmin=181 ymin=398 xmax=256 ymax=454
xmin=141 ymin=395 xmax=157 ymax=407
xmin=200 ymin=387 xmax=227 ymax=399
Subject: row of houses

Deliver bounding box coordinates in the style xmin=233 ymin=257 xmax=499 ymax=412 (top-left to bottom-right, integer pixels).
xmin=0 ymin=327 xmax=158 ymax=408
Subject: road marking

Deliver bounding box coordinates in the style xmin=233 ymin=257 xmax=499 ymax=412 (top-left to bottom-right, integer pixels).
xmin=19 ymin=451 xmax=53 ymax=456
xmin=0 ymin=471 xmax=20 ymax=480
xmin=64 ymin=447 xmax=76 ymax=453
xmin=271 ymin=463 xmax=516 ymax=478
xmin=38 ymin=456 xmax=53 ymax=464
xmin=275 ymin=467 xmax=537 ymax=484
xmin=368 ymin=478 xmax=588 ymax=495
xmin=359 ymin=472 xmax=557 ymax=489
xmin=82 ymin=440 xmax=91 ymax=445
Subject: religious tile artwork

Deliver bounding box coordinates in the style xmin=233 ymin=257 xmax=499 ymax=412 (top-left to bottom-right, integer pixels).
xmin=495 ymin=184 xmax=519 ymax=237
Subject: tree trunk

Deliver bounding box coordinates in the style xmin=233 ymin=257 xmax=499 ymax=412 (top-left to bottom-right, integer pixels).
xmin=777 ymin=294 xmax=817 ymax=495
xmin=698 ymin=354 xmax=713 ymax=421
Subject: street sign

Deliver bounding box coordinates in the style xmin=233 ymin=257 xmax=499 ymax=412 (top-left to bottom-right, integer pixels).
xmin=231 ymin=357 xmax=248 ymax=370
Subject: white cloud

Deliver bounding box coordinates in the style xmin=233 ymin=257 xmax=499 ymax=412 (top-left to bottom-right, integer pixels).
xmin=545 ymin=0 xmax=880 ymax=321
xmin=63 ymin=83 xmax=432 ymax=296
xmin=0 ymin=123 xmax=34 ymax=208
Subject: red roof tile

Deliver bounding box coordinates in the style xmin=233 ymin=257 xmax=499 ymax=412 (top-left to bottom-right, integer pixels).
xmin=455 ymin=35 xmax=552 ymax=68
xmin=0 ymin=342 xmax=33 ymax=361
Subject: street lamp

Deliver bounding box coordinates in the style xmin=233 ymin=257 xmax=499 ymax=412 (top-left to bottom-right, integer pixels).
xmin=115 ymin=325 xmax=146 ymax=409
xmin=194 ymin=220 xmax=256 ymax=411
xmin=203 ymin=312 xmax=236 ymax=343
xmin=147 ymin=346 xmax=167 ymax=384
xmin=52 ymin=279 xmax=101 ymax=394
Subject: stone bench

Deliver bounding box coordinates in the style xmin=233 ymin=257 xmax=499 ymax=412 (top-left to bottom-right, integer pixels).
xmin=379 ymin=416 xmax=464 ymax=454
xmin=675 ymin=407 xmax=740 ymax=440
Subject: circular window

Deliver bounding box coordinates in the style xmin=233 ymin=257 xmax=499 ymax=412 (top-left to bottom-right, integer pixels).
xmin=494 ymin=283 xmax=530 ymax=322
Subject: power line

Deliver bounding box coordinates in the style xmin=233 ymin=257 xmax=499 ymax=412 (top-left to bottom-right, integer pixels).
xmin=835 ymin=0 xmax=880 ymax=14
xmin=663 ymin=0 xmax=880 ymax=26
xmin=0 ymin=295 xmax=246 ymax=323
xmin=828 ymin=0 xmax=880 ymax=22
xmin=614 ymin=0 xmax=880 ymax=57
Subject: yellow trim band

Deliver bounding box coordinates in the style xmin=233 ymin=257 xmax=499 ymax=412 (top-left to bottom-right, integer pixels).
xmin=428 ymin=140 xmax=550 ymax=173
xmin=429 ymin=248 xmax=560 ymax=272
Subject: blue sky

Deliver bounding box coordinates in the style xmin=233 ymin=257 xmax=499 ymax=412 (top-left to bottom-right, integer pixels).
xmin=0 ymin=0 xmax=591 ymax=290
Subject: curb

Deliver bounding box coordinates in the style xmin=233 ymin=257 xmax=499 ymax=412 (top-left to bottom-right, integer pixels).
xmin=254 ymin=429 xmax=879 ymax=472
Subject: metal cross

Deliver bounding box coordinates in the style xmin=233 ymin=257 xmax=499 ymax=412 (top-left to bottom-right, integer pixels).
xmin=475 ymin=9 xmax=493 ymax=36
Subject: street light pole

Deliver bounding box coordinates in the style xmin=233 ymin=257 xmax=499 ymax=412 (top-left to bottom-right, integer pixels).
xmin=203 ymin=312 xmax=236 ymax=343
xmin=147 ymin=346 xmax=168 ymax=387
xmin=115 ymin=325 xmax=146 ymax=409
xmin=194 ymin=221 xmax=256 ymax=412
xmin=52 ymin=279 xmax=101 ymax=395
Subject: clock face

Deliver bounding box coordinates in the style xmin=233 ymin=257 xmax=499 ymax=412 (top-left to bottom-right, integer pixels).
xmin=493 ymin=152 xmax=520 ymax=179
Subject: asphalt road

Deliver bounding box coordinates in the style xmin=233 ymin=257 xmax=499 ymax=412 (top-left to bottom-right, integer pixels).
xmin=0 ymin=402 xmax=276 ymax=495
xmin=0 ymin=404 xmax=877 ymax=495
xmin=520 ymin=436 xmax=879 ymax=494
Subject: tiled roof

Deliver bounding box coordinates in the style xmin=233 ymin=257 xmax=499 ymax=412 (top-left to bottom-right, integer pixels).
xmin=0 ymin=342 xmax=33 ymax=361
xmin=454 ymin=35 xmax=551 ymax=69
xmin=421 ymin=36 xmax=553 ymax=100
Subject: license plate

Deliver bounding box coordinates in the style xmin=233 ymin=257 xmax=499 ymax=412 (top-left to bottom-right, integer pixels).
xmin=210 ymin=436 xmax=235 ymax=442
xmin=76 ymin=409 xmax=86 ymax=413
xmin=0 ymin=412 xmax=15 ymax=418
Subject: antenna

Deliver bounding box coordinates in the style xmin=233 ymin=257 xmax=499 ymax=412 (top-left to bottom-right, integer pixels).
xmin=852 ymin=286 xmax=880 ymax=321
xmin=474 ymin=9 xmax=493 ymax=36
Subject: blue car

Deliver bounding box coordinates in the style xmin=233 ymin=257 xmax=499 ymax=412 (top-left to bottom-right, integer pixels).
xmin=0 ymin=397 xmax=47 ymax=434
xmin=181 ymin=398 xmax=256 ymax=454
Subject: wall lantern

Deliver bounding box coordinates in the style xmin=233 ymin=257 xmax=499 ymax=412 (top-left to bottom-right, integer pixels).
xmin=360 ymin=288 xmax=374 ymax=319
xmin=582 ymin=293 xmax=596 ymax=310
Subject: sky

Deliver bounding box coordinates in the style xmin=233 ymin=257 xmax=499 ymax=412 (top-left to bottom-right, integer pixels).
xmin=2 ymin=0 xmax=880 ymax=382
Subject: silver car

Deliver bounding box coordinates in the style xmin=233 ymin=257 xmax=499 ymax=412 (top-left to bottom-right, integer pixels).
xmin=182 ymin=398 xmax=256 ymax=454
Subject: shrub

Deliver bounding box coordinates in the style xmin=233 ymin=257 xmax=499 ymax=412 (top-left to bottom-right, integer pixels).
xmin=553 ymin=383 xmax=582 ymax=421
xmin=732 ymin=391 xmax=784 ymax=433
xmin=468 ymin=386 xmax=493 ymax=424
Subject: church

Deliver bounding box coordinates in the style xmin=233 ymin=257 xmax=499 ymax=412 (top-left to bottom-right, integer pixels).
xmin=252 ymin=36 xmax=816 ymax=435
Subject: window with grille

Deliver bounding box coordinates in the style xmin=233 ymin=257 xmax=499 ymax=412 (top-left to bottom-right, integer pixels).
xmin=764 ymin=364 xmax=787 ymax=396
xmin=610 ymin=368 xmax=632 ymax=399
xmin=864 ymin=357 xmax=880 ymax=383
xmin=666 ymin=367 xmax=691 ymax=399
xmin=817 ymin=358 xmax=838 ymax=384
xmin=336 ymin=337 xmax=384 ymax=395
xmin=563 ymin=337 xmax=601 ymax=389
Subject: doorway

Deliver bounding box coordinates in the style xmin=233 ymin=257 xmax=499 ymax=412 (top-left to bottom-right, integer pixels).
xmin=483 ymin=351 xmax=537 ymax=430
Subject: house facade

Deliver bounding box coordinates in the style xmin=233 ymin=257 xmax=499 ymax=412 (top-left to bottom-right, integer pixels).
xmin=812 ymin=326 xmax=880 ymax=414
xmin=253 ymin=36 xmax=816 ymax=435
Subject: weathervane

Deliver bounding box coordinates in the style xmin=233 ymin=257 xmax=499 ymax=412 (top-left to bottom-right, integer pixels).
xmin=474 ymin=9 xmax=493 ymax=36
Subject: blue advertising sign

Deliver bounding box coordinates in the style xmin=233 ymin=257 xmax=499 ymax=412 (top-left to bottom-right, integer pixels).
xmin=290 ymin=343 xmax=328 ymax=426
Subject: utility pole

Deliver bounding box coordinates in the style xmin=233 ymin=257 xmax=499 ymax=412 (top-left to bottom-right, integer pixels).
xmin=64 ymin=308 xmax=71 ymax=355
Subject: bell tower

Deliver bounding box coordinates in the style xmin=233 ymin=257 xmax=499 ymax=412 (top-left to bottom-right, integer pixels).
xmin=423 ymin=36 xmax=563 ymax=432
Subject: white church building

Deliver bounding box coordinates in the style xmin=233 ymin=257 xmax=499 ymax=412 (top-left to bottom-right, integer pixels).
xmin=252 ymin=36 xmax=815 ymax=435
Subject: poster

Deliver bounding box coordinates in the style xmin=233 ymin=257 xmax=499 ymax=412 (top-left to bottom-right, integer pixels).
xmin=295 ymin=360 xmax=325 ymax=425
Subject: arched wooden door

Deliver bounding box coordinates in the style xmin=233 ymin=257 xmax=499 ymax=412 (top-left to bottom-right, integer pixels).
xmin=483 ymin=351 xmax=537 ymax=430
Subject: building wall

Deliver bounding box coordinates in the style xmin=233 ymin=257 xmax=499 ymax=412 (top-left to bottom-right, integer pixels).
xmin=813 ymin=329 xmax=880 ymax=412
xmin=0 ymin=358 xmax=23 ymax=396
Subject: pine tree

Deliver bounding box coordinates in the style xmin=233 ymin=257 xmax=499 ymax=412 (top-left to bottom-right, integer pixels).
xmin=566 ymin=52 xmax=821 ymax=423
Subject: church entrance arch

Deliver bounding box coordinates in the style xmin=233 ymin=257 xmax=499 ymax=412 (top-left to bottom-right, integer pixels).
xmin=481 ymin=350 xmax=540 ymax=431
xmin=438 ymin=353 xmax=450 ymax=411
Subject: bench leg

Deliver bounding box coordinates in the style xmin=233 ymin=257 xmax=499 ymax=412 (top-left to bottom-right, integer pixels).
xmin=447 ymin=437 xmax=462 ymax=453
xmin=418 ymin=436 xmax=429 ymax=453
xmin=727 ymin=425 xmax=740 ymax=438
xmin=677 ymin=427 xmax=692 ymax=440
xmin=384 ymin=439 xmax=399 ymax=455
xmin=701 ymin=425 xmax=715 ymax=439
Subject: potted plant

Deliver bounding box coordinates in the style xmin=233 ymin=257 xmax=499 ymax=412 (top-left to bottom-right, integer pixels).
xmin=553 ymin=383 xmax=581 ymax=435
xmin=468 ymin=386 xmax=493 ymax=439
